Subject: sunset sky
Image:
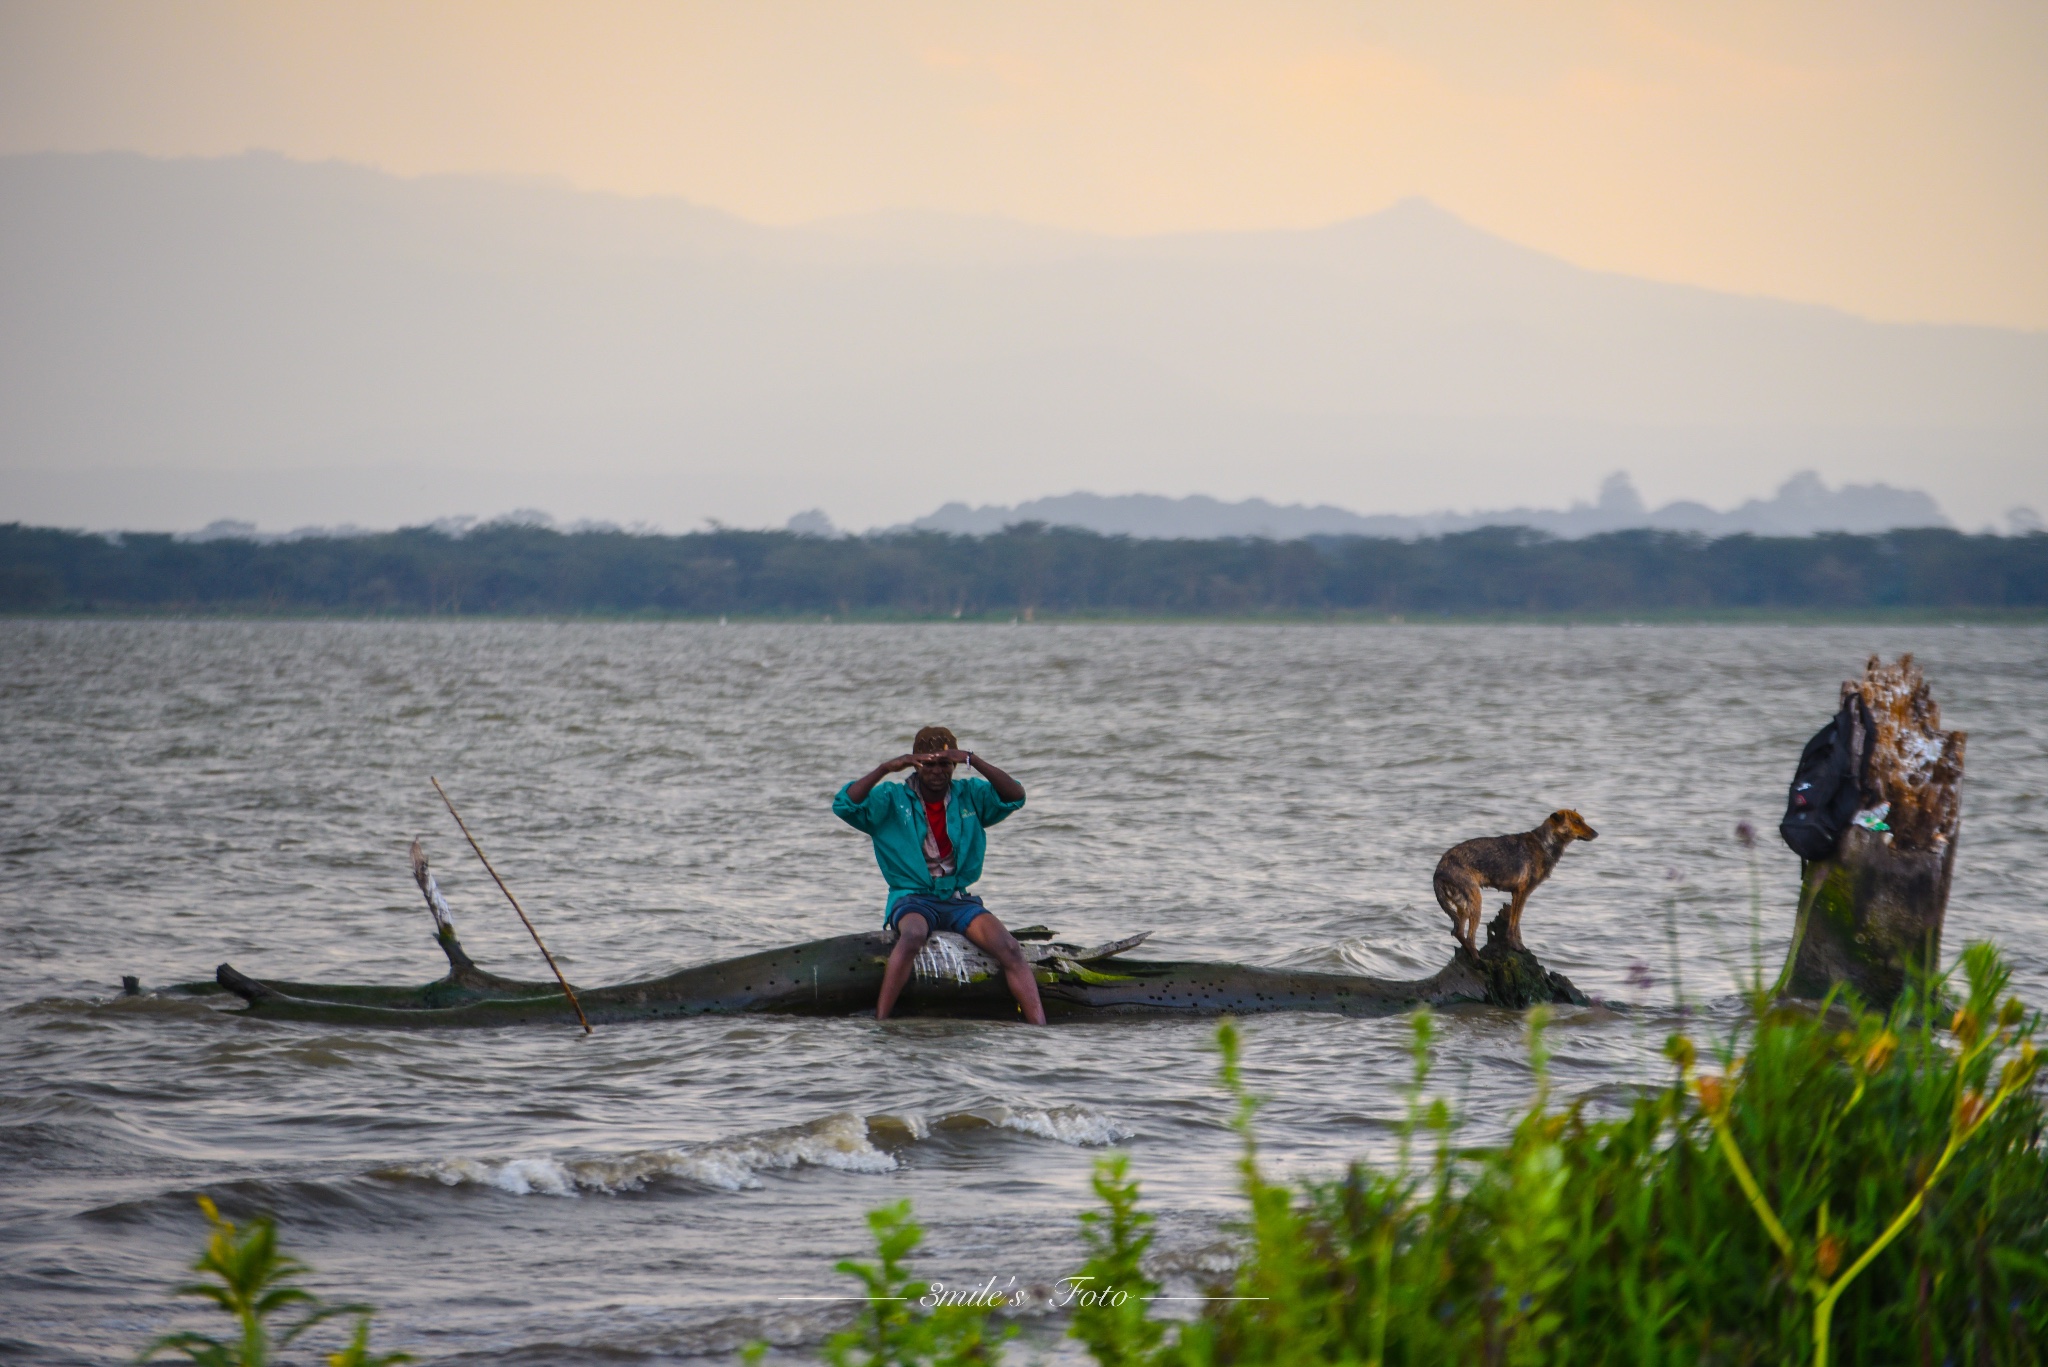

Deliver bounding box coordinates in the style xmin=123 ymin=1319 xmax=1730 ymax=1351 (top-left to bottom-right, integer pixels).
xmin=4 ymin=0 xmax=2045 ymax=330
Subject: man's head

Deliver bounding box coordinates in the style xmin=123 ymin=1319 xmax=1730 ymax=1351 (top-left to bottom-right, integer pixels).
xmin=911 ymin=725 xmax=957 ymax=795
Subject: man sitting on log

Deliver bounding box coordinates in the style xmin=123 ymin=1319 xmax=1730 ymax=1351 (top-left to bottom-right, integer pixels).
xmin=834 ymin=726 xmax=1046 ymax=1025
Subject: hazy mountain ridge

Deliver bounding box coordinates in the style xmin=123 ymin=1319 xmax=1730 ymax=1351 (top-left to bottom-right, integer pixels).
xmin=3 ymin=151 xmax=2045 ymax=534
xmin=896 ymin=472 xmax=1954 ymax=540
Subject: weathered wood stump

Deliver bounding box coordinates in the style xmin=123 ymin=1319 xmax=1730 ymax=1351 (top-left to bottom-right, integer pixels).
xmin=1469 ymin=907 xmax=1590 ymax=1008
xmin=1779 ymin=654 xmax=1964 ymax=1009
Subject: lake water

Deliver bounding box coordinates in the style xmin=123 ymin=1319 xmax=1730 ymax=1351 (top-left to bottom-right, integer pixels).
xmin=3 ymin=622 xmax=2044 ymax=1365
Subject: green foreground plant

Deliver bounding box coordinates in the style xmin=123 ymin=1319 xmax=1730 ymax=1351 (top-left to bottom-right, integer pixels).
xmin=814 ymin=942 xmax=2048 ymax=1367
xmin=1676 ymin=944 xmax=2042 ymax=1367
xmin=821 ymin=1201 xmax=1011 ymax=1367
xmin=1069 ymin=1153 xmax=1163 ymax=1367
xmin=139 ymin=1196 xmax=410 ymax=1367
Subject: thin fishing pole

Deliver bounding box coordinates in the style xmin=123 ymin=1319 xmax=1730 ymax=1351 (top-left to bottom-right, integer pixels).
xmin=430 ymin=776 xmax=593 ymax=1034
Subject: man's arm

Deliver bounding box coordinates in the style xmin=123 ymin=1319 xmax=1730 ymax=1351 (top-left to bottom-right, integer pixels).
xmin=964 ymin=752 xmax=1024 ymax=804
xmin=844 ymin=754 xmax=919 ymax=805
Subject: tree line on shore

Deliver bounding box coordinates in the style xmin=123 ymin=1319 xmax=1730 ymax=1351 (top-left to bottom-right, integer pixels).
xmin=4 ymin=520 xmax=2045 ymax=617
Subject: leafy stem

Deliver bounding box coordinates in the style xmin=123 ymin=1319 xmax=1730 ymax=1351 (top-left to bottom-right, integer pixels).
xmin=1679 ymin=982 xmax=2041 ymax=1367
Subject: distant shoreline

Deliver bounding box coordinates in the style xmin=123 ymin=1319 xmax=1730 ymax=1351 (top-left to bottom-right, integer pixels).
xmin=7 ymin=522 xmax=2044 ymax=620
xmin=7 ymin=608 xmax=2045 ymax=626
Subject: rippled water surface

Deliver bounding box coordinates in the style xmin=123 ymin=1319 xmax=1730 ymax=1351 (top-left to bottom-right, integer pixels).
xmin=3 ymin=622 xmax=2045 ymax=1364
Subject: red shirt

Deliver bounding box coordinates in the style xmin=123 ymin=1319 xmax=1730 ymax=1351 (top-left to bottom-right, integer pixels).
xmin=921 ymin=796 xmax=954 ymax=864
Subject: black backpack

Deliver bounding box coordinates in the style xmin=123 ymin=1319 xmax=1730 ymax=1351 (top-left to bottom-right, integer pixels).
xmin=1779 ymin=695 xmax=1875 ymax=862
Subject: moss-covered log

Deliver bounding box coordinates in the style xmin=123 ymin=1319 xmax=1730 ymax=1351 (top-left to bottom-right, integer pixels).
xmin=1780 ymin=654 xmax=1964 ymax=1009
xmin=198 ymin=903 xmax=1587 ymax=1027
xmin=164 ymin=828 xmax=1592 ymax=1026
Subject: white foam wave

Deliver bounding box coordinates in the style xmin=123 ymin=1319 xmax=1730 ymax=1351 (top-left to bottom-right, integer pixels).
xmin=991 ymin=1104 xmax=1133 ymax=1147
xmin=420 ymin=1155 xmax=580 ymax=1196
xmin=383 ymin=1111 xmax=896 ymax=1197
xmin=381 ymin=1103 xmax=1130 ymax=1199
xmin=926 ymin=1104 xmax=1133 ymax=1147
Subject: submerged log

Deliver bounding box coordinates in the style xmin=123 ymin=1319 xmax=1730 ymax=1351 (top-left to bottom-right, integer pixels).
xmin=1779 ymin=654 xmax=1965 ymax=1009
xmin=207 ymin=920 xmax=1587 ymax=1026
xmin=176 ymin=822 xmax=1593 ymax=1027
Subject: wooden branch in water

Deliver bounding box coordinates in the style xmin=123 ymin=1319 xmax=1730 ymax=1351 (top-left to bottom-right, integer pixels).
xmin=208 ymin=907 xmax=1588 ymax=1028
xmin=183 ymin=781 xmax=1593 ymax=1027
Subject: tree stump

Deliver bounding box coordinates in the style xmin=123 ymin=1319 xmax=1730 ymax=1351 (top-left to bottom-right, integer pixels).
xmin=1466 ymin=908 xmax=1590 ymax=1008
xmin=1779 ymin=654 xmax=1964 ymax=1009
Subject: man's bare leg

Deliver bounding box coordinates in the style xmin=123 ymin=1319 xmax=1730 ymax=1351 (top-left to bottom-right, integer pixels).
xmin=876 ymin=912 xmax=930 ymax=1020
xmin=964 ymin=913 xmax=1048 ymax=1025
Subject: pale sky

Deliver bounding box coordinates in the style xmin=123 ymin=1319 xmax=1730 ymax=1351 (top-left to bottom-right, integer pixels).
xmin=3 ymin=0 xmax=2046 ymax=329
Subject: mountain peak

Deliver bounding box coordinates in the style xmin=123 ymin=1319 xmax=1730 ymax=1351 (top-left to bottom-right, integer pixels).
xmin=1370 ymin=195 xmax=1468 ymax=227
xmin=2 ymin=150 xmax=2040 ymax=534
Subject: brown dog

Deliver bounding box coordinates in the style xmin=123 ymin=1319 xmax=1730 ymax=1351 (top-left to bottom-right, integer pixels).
xmin=1433 ymin=810 xmax=1598 ymax=953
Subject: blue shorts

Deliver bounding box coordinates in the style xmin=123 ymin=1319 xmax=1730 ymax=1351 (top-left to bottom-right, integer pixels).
xmin=886 ymin=893 xmax=989 ymax=936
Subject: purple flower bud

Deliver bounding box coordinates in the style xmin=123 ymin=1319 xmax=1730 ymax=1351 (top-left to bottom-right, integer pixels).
xmin=1735 ymin=821 xmax=1757 ymax=849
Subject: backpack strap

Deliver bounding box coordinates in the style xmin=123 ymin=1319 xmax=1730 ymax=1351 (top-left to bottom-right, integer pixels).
xmin=1849 ymin=694 xmax=1877 ymax=804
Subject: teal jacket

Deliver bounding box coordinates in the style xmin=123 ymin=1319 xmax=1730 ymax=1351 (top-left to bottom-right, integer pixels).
xmin=832 ymin=776 xmax=1025 ymax=915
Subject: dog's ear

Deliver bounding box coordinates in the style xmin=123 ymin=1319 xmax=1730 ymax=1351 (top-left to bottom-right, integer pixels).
xmin=1558 ymin=808 xmax=1598 ymax=840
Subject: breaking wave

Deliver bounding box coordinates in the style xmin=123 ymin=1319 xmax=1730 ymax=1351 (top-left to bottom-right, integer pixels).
xmin=378 ymin=1103 xmax=1131 ymax=1197
xmin=381 ymin=1111 xmax=893 ymax=1195
xmin=935 ymin=1103 xmax=1135 ymax=1147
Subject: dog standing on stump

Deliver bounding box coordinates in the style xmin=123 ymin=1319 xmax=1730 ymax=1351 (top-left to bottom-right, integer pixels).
xmin=1433 ymin=810 xmax=1598 ymax=954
